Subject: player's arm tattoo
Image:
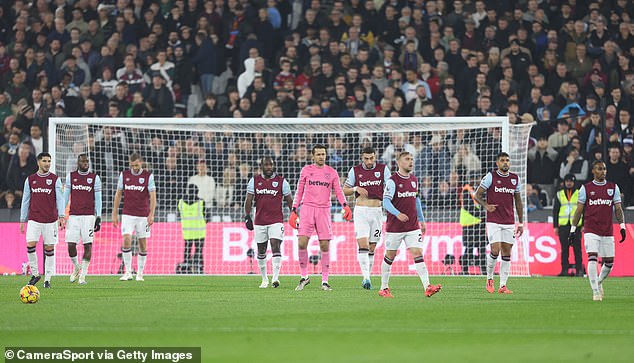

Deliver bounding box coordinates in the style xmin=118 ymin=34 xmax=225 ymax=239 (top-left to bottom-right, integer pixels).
xmin=514 ymin=192 xmax=524 ymax=222
xmin=474 ymin=186 xmax=488 ymax=207
xmin=615 ymin=204 xmax=625 ymax=224
xmin=570 ymin=203 xmax=584 ymax=227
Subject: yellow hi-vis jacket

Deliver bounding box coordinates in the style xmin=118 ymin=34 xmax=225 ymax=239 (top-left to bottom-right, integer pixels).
xmin=556 ymin=189 xmax=582 ymax=227
xmin=178 ymin=199 xmax=206 ymax=240
xmin=459 ymin=184 xmax=482 ymax=227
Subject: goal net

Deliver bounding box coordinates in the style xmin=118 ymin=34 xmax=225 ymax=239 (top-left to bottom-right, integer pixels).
xmin=49 ymin=117 xmax=533 ymax=277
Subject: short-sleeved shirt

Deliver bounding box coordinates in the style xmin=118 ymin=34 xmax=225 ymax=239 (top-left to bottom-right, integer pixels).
xmin=247 ymin=174 xmax=291 ymax=225
xmin=21 ymin=172 xmax=64 ymax=223
xmin=578 ymin=180 xmax=621 ymax=237
xmin=67 ymin=171 xmax=101 ymax=216
xmin=345 ymin=163 xmax=391 ymax=200
xmin=384 ymin=173 xmax=419 ymax=233
xmin=480 ymin=170 xmax=520 ymax=224
xmin=118 ymin=169 xmax=156 ymax=217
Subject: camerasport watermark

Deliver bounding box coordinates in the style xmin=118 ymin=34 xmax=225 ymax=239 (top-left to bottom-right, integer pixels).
xmin=4 ymin=347 xmax=201 ymax=362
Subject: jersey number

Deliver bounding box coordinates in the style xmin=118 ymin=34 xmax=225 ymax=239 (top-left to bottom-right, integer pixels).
xmin=374 ymin=229 xmax=381 ymax=238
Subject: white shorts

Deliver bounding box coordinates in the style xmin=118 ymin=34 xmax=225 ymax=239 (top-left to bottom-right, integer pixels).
xmin=385 ymin=230 xmax=422 ymax=250
xmin=121 ymin=215 xmax=150 ymax=238
xmin=66 ymin=215 xmax=96 ymax=244
xmin=486 ymin=222 xmax=516 ymax=245
xmin=584 ymin=233 xmax=615 ymax=257
xmin=254 ymin=223 xmax=284 ymax=243
xmin=26 ymin=220 xmax=58 ymax=245
xmin=353 ymin=206 xmax=383 ymax=243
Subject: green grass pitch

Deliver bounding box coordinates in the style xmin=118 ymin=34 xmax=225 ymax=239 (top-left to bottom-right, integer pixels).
xmin=1 ymin=276 xmax=634 ymax=362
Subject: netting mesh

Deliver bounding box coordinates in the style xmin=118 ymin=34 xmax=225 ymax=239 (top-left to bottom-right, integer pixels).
xmin=50 ymin=117 xmax=532 ymax=277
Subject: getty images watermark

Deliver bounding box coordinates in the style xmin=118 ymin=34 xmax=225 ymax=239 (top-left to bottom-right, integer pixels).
xmin=4 ymin=347 xmax=201 ymax=362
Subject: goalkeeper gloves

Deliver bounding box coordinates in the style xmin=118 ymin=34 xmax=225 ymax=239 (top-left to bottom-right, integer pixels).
xmin=94 ymin=216 xmax=101 ymax=232
xmin=620 ymin=227 xmax=626 ymax=243
xmin=342 ymin=204 xmax=352 ymax=221
xmin=289 ymin=208 xmax=299 ymax=229
xmin=244 ymin=215 xmax=254 ymax=230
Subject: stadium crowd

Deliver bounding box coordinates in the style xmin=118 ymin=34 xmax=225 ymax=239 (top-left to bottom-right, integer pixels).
xmin=1 ymin=0 xmax=634 ymax=216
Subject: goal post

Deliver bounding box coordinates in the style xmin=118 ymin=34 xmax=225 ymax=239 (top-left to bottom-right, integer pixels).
xmin=49 ymin=116 xmax=532 ymax=277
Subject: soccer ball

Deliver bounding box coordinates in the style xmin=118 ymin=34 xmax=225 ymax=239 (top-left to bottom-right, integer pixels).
xmin=20 ymin=285 xmax=40 ymax=304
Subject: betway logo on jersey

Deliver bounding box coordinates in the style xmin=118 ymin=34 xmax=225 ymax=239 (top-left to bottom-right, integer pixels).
xmin=494 ymin=186 xmax=515 ymax=194
xmin=72 ymin=184 xmax=92 ymax=192
xmin=359 ymin=180 xmax=382 ymax=187
xmin=309 ymin=180 xmax=330 ymax=187
xmin=397 ymin=191 xmax=417 ymax=198
xmin=256 ymin=188 xmax=278 ymax=196
xmin=31 ymin=187 xmax=52 ymax=194
xmin=125 ymin=185 xmax=145 ymax=192
xmin=588 ymin=198 xmax=612 ymax=206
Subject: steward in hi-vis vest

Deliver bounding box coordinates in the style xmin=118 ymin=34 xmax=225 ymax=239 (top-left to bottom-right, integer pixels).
xmin=459 ymin=173 xmax=486 ymax=275
xmin=177 ymin=184 xmax=206 ymax=274
xmin=552 ymin=174 xmax=583 ymax=276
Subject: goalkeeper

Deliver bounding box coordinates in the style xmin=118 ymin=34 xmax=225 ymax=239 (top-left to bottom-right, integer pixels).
xmin=178 ymin=184 xmax=206 ymax=274
xmin=290 ymin=145 xmax=352 ymax=291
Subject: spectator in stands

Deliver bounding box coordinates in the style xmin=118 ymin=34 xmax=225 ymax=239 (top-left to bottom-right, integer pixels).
xmin=172 ymin=45 xmax=194 ymax=109
xmin=215 ymin=167 xmax=237 ymax=210
xmin=528 ymin=135 xmax=559 ymax=201
xmin=417 ymin=134 xmax=451 ymax=185
xmin=128 ymin=92 xmax=149 ymax=117
xmin=25 ymin=125 xmax=44 ymax=156
xmin=548 ymin=119 xmax=571 ymax=152
xmin=188 ymin=160 xmax=216 ymax=208
xmin=381 ymin=132 xmax=416 ymax=167
xmin=452 ymin=143 xmax=482 ymax=176
xmin=143 ymin=74 xmax=174 ymax=117
xmin=559 ymin=147 xmax=588 ymax=183
xmin=0 ymin=190 xmax=18 ymax=209
xmin=191 ymin=31 xmax=218 ymax=98
xmin=197 ymin=93 xmax=221 ymax=118
xmin=12 ymin=104 xmax=34 ymax=139
xmin=617 ymin=109 xmax=632 ymax=140
xmin=0 ymin=132 xmax=20 ymax=186
xmin=5 ymin=143 xmax=37 ymax=199
xmin=606 ymin=145 xmax=631 ymax=206
xmin=148 ymin=49 xmax=175 ymax=92
xmin=526 ymin=184 xmax=543 ymax=212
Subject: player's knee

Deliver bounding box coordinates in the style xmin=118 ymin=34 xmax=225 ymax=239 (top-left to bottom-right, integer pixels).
xmin=384 ymin=250 xmax=397 ymax=260
xmin=83 ymin=243 xmax=92 ymax=258
xmin=369 ymin=242 xmax=377 ymax=253
xmin=257 ymin=242 xmax=267 ymax=255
